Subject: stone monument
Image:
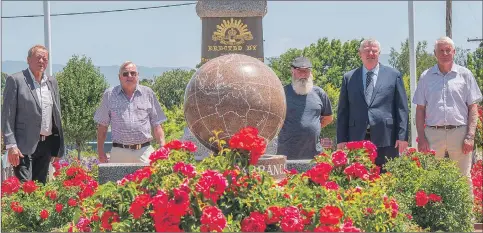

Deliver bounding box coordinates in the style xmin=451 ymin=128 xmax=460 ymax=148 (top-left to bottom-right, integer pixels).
xmin=184 ymin=53 xmax=288 ymax=179
xmin=197 ymin=0 xmax=266 ymax=64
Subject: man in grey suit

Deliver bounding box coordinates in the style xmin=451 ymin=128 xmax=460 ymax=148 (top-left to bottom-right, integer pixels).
xmin=2 ymin=44 xmax=64 ymax=184
xmin=336 ymin=39 xmax=409 ymax=170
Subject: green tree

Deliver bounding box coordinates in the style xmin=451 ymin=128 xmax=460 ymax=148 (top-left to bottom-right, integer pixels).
xmin=1 ymin=72 xmax=7 ymax=94
xmin=467 ymin=47 xmax=483 ymax=93
xmin=139 ymin=78 xmax=154 ymax=88
xmin=389 ymin=39 xmax=437 ymax=78
xmin=56 ymin=55 xmax=109 ymax=159
xmin=152 ymin=68 xmax=196 ymax=110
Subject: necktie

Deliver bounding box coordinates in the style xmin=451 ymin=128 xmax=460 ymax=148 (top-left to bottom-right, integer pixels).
xmin=365 ymin=71 xmax=374 ymax=104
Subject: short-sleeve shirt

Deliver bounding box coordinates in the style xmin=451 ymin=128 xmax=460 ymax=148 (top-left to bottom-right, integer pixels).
xmin=277 ymin=84 xmax=333 ymax=160
xmin=94 ymin=85 xmax=167 ymax=145
xmin=412 ymin=63 xmax=482 ymax=126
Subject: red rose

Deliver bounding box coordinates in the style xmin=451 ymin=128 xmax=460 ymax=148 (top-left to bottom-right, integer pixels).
xmin=332 ymin=151 xmax=348 ymax=167
xmin=22 ymin=180 xmax=37 ymax=194
xmin=341 ymin=218 xmax=361 ymax=232
xmin=319 ymin=205 xmax=344 ymax=225
xmin=149 ymin=148 xmax=170 ymax=165
xmin=265 ymin=206 xmax=283 ymax=224
xmin=415 ymin=190 xmax=429 ymax=207
xmin=182 ymin=141 xmax=197 ymax=152
xmin=305 ymin=162 xmax=333 ymax=185
xmin=129 ymin=194 xmax=151 ymax=219
xmin=346 ymin=141 xmax=364 ymax=150
xmin=428 ymin=193 xmax=442 ymax=202
xmin=68 ymin=198 xmax=78 ymax=207
xmin=314 ymin=225 xmax=340 ymax=232
xmin=323 ymin=181 xmax=339 ymax=191
xmin=200 ymin=206 xmax=226 ymax=232
xmin=10 ymin=201 xmax=23 ymax=213
xmin=54 ymin=203 xmax=63 ymax=213
xmin=1 ymin=176 xmax=21 ymax=196
xmin=195 ymin=170 xmax=227 ymax=203
xmin=280 ymin=215 xmax=304 ymax=232
xmin=101 ymin=211 xmax=120 ymax=231
xmin=76 ymin=217 xmax=91 ymax=232
xmin=40 ymin=209 xmax=49 ymax=220
xmin=165 ymin=140 xmax=183 ymax=150
xmin=241 ymin=212 xmax=266 ymax=232
xmin=168 ymin=188 xmax=190 ymax=217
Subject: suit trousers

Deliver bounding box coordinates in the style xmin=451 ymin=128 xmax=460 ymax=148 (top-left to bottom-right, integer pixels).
xmin=365 ymin=132 xmax=399 ymax=172
xmin=14 ymin=135 xmax=54 ymax=184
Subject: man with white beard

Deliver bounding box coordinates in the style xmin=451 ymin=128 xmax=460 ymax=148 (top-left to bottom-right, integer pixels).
xmin=276 ymin=56 xmax=334 ymax=160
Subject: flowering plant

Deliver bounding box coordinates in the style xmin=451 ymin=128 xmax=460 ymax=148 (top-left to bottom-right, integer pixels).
xmin=476 ymin=104 xmax=483 ymax=151
xmin=384 ymin=149 xmax=474 ymax=232
xmin=1 ymin=159 xmax=98 ymax=232
xmin=472 ymin=159 xmax=483 ymax=223
xmin=55 ymin=130 xmax=423 ymax=232
xmin=2 ymin=127 xmax=472 ymax=232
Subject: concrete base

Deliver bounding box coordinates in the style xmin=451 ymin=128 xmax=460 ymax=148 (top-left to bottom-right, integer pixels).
xmin=98 ymin=160 xmax=314 ymax=184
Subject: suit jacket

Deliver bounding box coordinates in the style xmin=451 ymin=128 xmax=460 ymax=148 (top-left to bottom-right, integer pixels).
xmin=1 ymin=69 xmax=65 ymax=157
xmin=336 ymin=64 xmax=409 ymax=147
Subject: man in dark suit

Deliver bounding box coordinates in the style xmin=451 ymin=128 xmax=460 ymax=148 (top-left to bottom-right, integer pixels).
xmin=336 ymin=39 xmax=409 ymax=169
xmin=2 ymin=44 xmax=64 ymax=184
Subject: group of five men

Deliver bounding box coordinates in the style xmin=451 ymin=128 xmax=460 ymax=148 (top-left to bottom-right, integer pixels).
xmin=2 ymin=36 xmax=482 ymax=185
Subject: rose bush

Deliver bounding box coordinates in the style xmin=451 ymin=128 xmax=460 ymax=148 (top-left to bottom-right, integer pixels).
xmin=384 ymin=149 xmax=474 ymax=232
xmin=472 ymin=159 xmax=483 ymax=223
xmin=1 ymin=159 xmax=98 ymax=232
xmin=0 ymin=126 xmax=472 ymax=232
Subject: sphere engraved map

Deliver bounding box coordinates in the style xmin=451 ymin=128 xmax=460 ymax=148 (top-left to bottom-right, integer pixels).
xmin=184 ymin=54 xmax=286 ymax=152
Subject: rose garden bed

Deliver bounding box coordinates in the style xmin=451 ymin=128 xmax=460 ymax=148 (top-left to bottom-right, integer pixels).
xmin=1 ymin=127 xmax=481 ymax=232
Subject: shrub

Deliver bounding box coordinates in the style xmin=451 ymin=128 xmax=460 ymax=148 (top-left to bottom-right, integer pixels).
xmin=1 ymin=160 xmax=98 ymax=232
xmin=384 ymin=149 xmax=474 ymax=232
xmin=472 ymin=159 xmax=483 ymax=223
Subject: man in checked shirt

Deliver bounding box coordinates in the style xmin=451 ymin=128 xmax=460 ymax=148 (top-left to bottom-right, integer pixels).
xmin=94 ymin=61 xmax=167 ymax=163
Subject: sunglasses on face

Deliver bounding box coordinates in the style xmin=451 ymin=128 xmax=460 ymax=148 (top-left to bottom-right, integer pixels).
xmin=122 ymin=71 xmax=138 ymax=77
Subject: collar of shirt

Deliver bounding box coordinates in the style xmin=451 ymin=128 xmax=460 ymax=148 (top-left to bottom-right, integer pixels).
xmin=116 ymin=85 xmax=143 ymax=99
xmin=362 ymin=62 xmax=380 ymax=89
xmin=27 ymin=68 xmax=48 ymax=87
xmin=431 ymin=63 xmax=459 ymax=76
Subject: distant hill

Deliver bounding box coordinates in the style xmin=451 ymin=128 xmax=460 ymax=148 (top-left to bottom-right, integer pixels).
xmin=1 ymin=60 xmax=192 ymax=87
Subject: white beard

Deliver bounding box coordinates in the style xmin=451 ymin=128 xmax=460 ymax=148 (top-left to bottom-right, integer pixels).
xmin=291 ymin=76 xmax=314 ymax=95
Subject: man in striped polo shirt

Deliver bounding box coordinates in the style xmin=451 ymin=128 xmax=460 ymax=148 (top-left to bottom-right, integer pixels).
xmin=94 ymin=61 xmax=167 ymax=163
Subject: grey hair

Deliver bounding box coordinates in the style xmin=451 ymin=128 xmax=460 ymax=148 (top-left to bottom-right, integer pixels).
xmin=27 ymin=44 xmax=48 ymax=58
xmin=434 ymin=36 xmax=455 ymax=50
xmin=359 ymin=39 xmax=381 ymax=51
xmin=119 ymin=61 xmax=137 ymax=75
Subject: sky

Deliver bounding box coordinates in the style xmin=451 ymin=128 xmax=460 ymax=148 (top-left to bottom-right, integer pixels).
xmin=1 ymin=1 xmax=482 ymax=68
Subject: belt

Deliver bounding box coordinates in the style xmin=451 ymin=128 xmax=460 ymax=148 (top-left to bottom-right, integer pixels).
xmin=40 ymin=135 xmax=50 ymax=142
xmin=113 ymin=142 xmax=150 ymax=150
xmin=427 ymin=125 xmax=465 ymax=130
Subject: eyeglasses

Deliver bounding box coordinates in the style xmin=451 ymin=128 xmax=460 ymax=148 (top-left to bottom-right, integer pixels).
xmin=122 ymin=71 xmax=138 ymax=77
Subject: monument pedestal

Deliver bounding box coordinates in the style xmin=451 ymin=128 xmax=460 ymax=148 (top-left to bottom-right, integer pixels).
xmin=98 ymin=158 xmax=314 ymax=184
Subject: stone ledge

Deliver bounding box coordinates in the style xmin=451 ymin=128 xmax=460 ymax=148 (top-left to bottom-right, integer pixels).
xmin=98 ymin=160 xmax=314 ymax=184
xmin=286 ymin=160 xmax=315 ymax=173
xmin=196 ymin=0 xmax=267 ymax=18
xmin=98 ymin=163 xmax=148 ymax=184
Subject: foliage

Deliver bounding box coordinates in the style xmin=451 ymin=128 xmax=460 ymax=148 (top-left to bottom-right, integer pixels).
xmin=139 ymin=78 xmax=154 ymax=89
xmin=471 ymin=159 xmax=483 ymax=223
xmin=56 ymin=55 xmax=109 ymax=158
xmin=384 ymin=149 xmax=474 ymax=232
xmin=1 ymin=72 xmax=6 ymax=95
xmin=477 ymin=105 xmax=483 ymax=151
xmin=389 ymin=39 xmax=437 ymax=79
xmin=152 ymin=69 xmax=196 ymax=110
xmin=161 ymin=104 xmax=187 ymax=145
xmin=1 ymin=160 xmax=98 ymax=232
xmin=267 ymin=37 xmax=361 ymax=88
xmin=467 ymin=47 xmax=483 ymax=104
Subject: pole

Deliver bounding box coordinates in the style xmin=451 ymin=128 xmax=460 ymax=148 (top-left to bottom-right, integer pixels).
xmin=446 ymin=0 xmax=452 ymax=38
xmin=408 ymin=1 xmax=417 ymax=148
xmin=43 ymin=1 xmax=52 ymax=76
